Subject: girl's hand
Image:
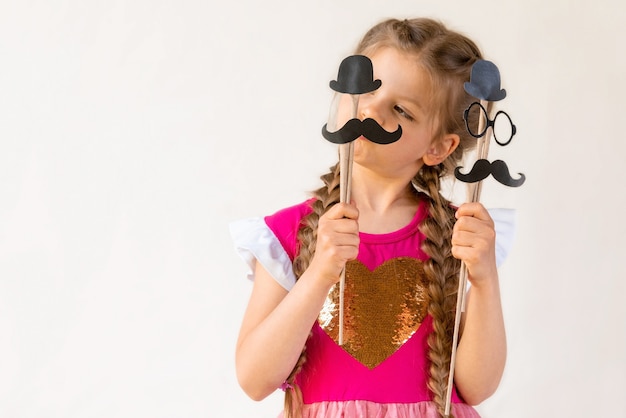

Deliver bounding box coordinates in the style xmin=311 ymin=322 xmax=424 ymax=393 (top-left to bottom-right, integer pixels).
xmin=451 ymin=202 xmax=497 ymax=287
xmin=308 ymin=202 xmax=360 ymax=286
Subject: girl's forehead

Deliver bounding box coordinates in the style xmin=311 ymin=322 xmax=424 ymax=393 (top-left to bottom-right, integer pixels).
xmin=369 ymin=48 xmax=433 ymax=104
xmin=369 ymin=48 xmax=427 ymax=79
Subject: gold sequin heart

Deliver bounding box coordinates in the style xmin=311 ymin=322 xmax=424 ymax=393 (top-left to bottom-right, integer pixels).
xmin=318 ymin=257 xmax=430 ymax=369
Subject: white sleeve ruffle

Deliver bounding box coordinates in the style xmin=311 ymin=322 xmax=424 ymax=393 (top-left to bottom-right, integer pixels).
xmin=228 ymin=217 xmax=297 ymax=291
xmin=229 ymin=209 xmax=516 ymax=290
xmin=488 ymin=208 xmax=517 ymax=267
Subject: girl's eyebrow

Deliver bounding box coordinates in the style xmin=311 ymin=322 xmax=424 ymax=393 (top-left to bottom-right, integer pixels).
xmin=399 ymin=94 xmax=426 ymax=114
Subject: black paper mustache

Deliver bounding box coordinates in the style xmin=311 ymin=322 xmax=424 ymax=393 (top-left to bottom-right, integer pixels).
xmin=455 ymin=159 xmax=526 ymax=187
xmin=322 ymin=118 xmax=402 ymax=145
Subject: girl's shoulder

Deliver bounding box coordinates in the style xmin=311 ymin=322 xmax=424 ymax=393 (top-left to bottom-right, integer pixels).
xmin=264 ymin=198 xmax=316 ymax=261
xmin=229 ymin=199 xmax=316 ymax=291
xmin=264 ymin=198 xmax=315 ymax=229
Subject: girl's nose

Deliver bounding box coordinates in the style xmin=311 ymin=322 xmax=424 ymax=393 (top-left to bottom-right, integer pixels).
xmin=359 ymin=96 xmax=385 ymax=126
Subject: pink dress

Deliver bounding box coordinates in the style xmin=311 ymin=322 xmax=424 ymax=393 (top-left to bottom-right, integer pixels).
xmin=262 ymin=198 xmax=479 ymax=418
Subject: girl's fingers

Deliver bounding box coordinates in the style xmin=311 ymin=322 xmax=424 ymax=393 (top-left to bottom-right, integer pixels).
xmin=455 ymin=202 xmax=492 ymax=223
xmin=452 ymin=202 xmax=498 ymax=283
xmin=316 ymin=202 xmax=360 ymax=257
xmin=326 ymin=202 xmax=359 ymax=221
xmin=452 ymin=219 xmax=495 ymax=246
xmin=310 ymin=204 xmax=361 ymax=284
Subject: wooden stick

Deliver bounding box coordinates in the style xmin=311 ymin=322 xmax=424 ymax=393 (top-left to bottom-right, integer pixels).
xmin=337 ymin=141 xmax=351 ymax=346
xmin=444 ymin=99 xmax=490 ymax=417
xmin=472 ymin=102 xmax=491 ymax=204
xmin=338 ymin=95 xmax=360 ymax=346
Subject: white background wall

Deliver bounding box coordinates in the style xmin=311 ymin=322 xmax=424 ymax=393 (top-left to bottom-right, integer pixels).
xmin=1 ymin=1 xmax=624 ymax=417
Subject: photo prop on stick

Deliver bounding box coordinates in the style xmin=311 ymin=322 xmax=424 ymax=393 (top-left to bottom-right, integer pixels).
xmin=321 ymin=55 xmax=402 ymax=346
xmin=322 ymin=55 xmax=402 ymax=145
xmin=322 ymin=118 xmax=402 ymax=145
xmin=454 ymin=59 xmax=525 ymax=190
xmin=455 ymin=159 xmax=525 ymax=187
xmin=329 ymin=54 xmax=381 ymax=93
xmin=463 ymin=59 xmax=507 ymax=101
xmin=444 ymin=60 xmax=526 ymax=418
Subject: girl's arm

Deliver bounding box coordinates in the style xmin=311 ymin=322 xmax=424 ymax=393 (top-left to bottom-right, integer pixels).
xmin=235 ymin=203 xmax=359 ymax=401
xmin=451 ymin=202 xmax=507 ymax=405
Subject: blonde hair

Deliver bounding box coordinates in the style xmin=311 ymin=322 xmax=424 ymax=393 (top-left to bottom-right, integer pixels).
xmin=284 ymin=18 xmax=483 ymax=418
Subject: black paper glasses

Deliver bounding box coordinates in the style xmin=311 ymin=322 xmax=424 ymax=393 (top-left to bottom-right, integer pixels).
xmin=463 ymin=101 xmax=516 ymax=146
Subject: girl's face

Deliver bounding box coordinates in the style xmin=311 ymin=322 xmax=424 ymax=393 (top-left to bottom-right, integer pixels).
xmin=338 ymin=47 xmax=456 ymax=180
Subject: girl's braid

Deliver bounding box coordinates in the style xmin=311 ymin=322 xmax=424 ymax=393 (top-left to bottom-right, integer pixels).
xmin=415 ymin=164 xmax=461 ymax=418
xmin=283 ymin=163 xmax=340 ymax=418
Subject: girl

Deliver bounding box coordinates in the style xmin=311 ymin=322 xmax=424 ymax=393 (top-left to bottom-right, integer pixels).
xmin=232 ymin=18 xmax=507 ymax=418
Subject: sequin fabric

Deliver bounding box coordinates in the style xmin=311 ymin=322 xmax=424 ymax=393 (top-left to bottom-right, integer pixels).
xmin=318 ymin=257 xmax=429 ymax=369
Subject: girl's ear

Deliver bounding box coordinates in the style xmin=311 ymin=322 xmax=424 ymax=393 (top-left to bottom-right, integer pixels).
xmin=423 ymin=134 xmax=460 ymax=166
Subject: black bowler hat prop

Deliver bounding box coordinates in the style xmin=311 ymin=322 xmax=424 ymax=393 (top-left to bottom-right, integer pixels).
xmin=464 ymin=59 xmax=507 ymax=101
xmin=329 ymin=55 xmax=381 ymax=94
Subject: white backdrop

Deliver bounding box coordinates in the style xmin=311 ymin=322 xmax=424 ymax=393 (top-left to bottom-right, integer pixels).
xmin=1 ymin=1 xmax=625 ymax=417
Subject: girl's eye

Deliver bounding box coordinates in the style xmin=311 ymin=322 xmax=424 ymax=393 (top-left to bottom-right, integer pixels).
xmin=394 ymin=105 xmax=414 ymax=121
